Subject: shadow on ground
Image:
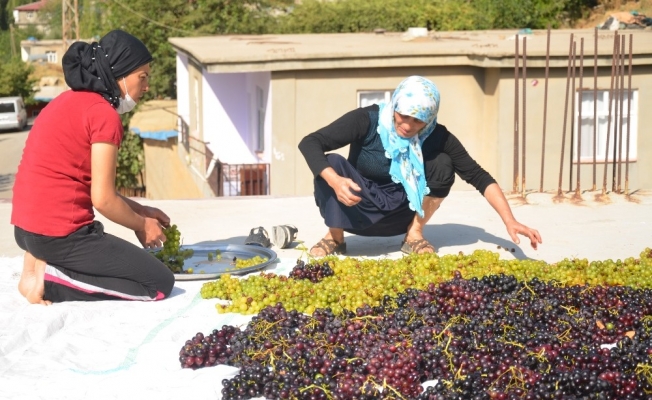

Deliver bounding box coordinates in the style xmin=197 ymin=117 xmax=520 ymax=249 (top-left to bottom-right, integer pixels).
xmin=0 ymin=173 xmax=14 ymax=193
xmin=186 ymin=224 xmax=534 ymax=262
xmin=341 ymin=223 xmax=533 ymax=260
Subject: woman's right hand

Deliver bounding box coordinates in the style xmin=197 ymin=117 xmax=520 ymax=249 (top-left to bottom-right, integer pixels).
xmin=331 ymin=176 xmax=362 ymax=207
xmin=321 ymin=167 xmax=362 ymax=207
xmin=135 ymin=217 xmax=167 ymax=249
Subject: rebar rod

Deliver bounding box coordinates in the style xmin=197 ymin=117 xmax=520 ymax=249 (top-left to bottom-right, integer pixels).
xmin=625 ymin=34 xmax=633 ymax=196
xmin=575 ymin=38 xmax=584 ymax=198
xmin=514 ymin=35 xmax=520 ymax=194
xmin=569 ymin=41 xmax=577 ymax=193
xmin=602 ymin=33 xmax=619 ymax=195
xmin=592 ymin=28 xmax=598 ymax=191
xmin=617 ymin=35 xmax=626 ymax=193
xmin=540 ymin=27 xmax=551 ymax=193
xmin=522 ymin=36 xmax=527 ymax=198
xmin=557 ymin=34 xmax=574 ymax=197
xmin=611 ymin=35 xmax=622 ymax=193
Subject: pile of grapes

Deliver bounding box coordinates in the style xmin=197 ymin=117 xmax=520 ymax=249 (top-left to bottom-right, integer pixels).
xmin=150 ymin=224 xmax=194 ymax=274
xmin=181 ymin=273 xmax=652 ymax=399
xmin=200 ymin=248 xmax=652 ymax=315
xmin=289 ymin=259 xmax=334 ymax=283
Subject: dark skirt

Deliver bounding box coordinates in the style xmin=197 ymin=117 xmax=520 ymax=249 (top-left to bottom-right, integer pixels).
xmin=314 ymin=154 xmax=416 ymax=237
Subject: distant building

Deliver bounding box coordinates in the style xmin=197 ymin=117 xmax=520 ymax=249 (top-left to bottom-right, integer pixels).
xmin=13 ymin=0 xmax=50 ymax=34
xmin=21 ymin=38 xmax=65 ymax=64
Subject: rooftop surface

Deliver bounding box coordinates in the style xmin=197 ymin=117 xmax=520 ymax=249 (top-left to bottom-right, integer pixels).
xmin=169 ymin=29 xmax=652 ymax=72
xmin=1 ymin=190 xmax=650 ymax=263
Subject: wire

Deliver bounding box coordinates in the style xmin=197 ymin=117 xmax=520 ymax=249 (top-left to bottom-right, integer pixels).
xmin=107 ymin=0 xmax=197 ymax=35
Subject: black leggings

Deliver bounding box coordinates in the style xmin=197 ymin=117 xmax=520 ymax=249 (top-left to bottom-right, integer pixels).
xmin=14 ymin=221 xmax=175 ymax=303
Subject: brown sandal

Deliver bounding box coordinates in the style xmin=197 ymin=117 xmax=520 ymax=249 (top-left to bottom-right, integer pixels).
xmin=401 ymin=238 xmax=436 ymax=254
xmin=309 ymin=239 xmax=347 ymax=256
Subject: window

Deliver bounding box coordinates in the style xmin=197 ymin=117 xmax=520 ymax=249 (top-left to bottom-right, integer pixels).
xmin=27 ymin=11 xmax=34 ymax=20
xmin=575 ymin=89 xmax=638 ymax=162
xmin=358 ymin=90 xmax=392 ymax=108
xmin=255 ymin=86 xmax=265 ymax=152
xmin=46 ymin=51 xmax=57 ymax=63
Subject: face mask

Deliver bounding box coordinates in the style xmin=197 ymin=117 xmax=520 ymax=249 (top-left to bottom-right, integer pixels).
xmin=116 ymin=77 xmax=137 ymax=114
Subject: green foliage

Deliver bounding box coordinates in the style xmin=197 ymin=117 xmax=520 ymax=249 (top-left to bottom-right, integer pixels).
xmin=116 ymin=128 xmax=145 ymax=190
xmin=275 ymin=0 xmax=480 ymax=33
xmin=0 ymin=58 xmax=36 ymax=101
xmin=79 ymin=0 xmax=103 ymax=39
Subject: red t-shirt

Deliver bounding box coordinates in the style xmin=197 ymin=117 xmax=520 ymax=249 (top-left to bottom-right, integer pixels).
xmin=11 ymin=90 xmax=123 ymax=237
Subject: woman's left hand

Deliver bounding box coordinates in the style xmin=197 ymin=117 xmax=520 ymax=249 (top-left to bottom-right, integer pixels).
xmin=505 ymin=220 xmax=542 ymax=250
xmin=141 ymin=206 xmax=171 ymax=228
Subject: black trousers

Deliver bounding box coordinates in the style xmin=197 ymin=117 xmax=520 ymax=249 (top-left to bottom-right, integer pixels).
xmin=14 ymin=221 xmax=175 ymax=303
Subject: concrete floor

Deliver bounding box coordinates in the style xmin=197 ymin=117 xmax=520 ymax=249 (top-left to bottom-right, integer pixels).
xmin=2 ymin=189 xmax=650 ymax=265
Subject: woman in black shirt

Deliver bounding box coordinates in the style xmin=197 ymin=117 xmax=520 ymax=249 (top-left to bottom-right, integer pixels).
xmin=299 ymin=76 xmax=541 ymax=257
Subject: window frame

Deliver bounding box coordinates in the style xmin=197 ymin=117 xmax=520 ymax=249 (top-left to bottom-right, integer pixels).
xmin=573 ymin=88 xmax=638 ymax=163
xmin=357 ymin=90 xmax=392 ymax=108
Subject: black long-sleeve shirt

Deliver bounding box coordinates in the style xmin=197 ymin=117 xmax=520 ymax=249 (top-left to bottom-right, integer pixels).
xmin=299 ymin=104 xmax=496 ymax=195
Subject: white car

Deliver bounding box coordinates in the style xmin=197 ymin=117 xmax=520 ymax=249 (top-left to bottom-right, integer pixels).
xmin=0 ymin=96 xmax=28 ymax=132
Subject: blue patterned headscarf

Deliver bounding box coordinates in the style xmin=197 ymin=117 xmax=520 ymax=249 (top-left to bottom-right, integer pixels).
xmin=377 ymin=76 xmax=440 ymax=217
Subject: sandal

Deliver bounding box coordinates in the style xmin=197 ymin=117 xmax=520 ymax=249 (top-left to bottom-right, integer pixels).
xmin=272 ymin=224 xmax=299 ymax=249
xmin=244 ymin=227 xmax=271 ymax=248
xmin=401 ymin=238 xmax=436 ymax=254
xmin=309 ymin=238 xmax=346 ymax=256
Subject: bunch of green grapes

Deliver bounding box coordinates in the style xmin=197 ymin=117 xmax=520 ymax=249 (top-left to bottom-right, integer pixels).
xmin=234 ymin=255 xmax=268 ymax=269
xmin=151 ymin=224 xmax=194 ymax=273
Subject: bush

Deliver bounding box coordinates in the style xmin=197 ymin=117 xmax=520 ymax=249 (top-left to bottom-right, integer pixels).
xmin=116 ymin=129 xmax=145 ymax=190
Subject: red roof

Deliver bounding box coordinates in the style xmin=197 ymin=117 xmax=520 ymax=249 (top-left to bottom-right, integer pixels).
xmin=14 ymin=0 xmax=47 ymax=12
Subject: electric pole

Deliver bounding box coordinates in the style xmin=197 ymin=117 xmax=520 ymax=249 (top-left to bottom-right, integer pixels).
xmin=62 ymin=0 xmax=80 ymax=53
xmin=10 ymin=24 xmax=16 ymax=58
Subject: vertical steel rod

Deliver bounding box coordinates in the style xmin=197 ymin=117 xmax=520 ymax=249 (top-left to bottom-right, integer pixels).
xmin=522 ymin=36 xmax=527 ymax=198
xmin=617 ymin=35 xmax=626 ymax=193
xmin=557 ymin=34 xmax=574 ymax=197
xmin=540 ymin=27 xmax=551 ymax=193
xmin=569 ymin=41 xmax=577 ymax=193
xmin=592 ymin=28 xmax=598 ymax=191
xmin=625 ymin=34 xmax=633 ymax=196
xmin=602 ymin=33 xmax=619 ymax=195
xmin=611 ymin=36 xmax=622 ymax=193
xmin=514 ymin=35 xmax=520 ymax=193
xmin=576 ymin=38 xmax=584 ymax=198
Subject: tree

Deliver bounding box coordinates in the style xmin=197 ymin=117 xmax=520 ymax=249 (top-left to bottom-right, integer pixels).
xmin=0 ymin=58 xmax=36 ymax=101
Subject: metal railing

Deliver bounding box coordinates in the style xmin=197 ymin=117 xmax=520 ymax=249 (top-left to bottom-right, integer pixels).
xmin=179 ymin=117 xmax=190 ymax=153
xmin=216 ymin=162 xmax=270 ymax=197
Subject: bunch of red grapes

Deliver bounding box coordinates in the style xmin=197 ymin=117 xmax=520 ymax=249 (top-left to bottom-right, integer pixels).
xmin=288 ymin=259 xmax=334 ymax=283
xmin=179 ymin=273 xmax=652 ymax=399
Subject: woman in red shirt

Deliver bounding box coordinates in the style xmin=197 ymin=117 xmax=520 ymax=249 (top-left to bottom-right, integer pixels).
xmin=12 ymin=30 xmax=174 ymax=304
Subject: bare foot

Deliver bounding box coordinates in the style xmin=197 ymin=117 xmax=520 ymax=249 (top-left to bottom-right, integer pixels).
xmin=18 ymin=254 xmax=52 ymax=306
